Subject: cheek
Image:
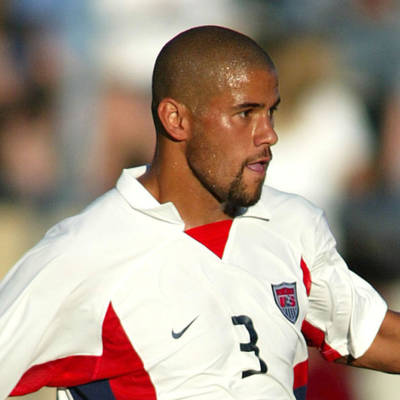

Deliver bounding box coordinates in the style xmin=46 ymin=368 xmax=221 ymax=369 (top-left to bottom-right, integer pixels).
xmin=190 ymin=119 xmax=244 ymax=177
xmin=188 ymin=139 xmax=228 ymax=186
xmin=205 ymin=121 xmax=240 ymax=156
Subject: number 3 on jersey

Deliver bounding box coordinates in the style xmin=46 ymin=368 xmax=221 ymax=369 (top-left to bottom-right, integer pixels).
xmin=232 ymin=315 xmax=267 ymax=378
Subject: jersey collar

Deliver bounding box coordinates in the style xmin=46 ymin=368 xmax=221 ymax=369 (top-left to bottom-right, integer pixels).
xmin=239 ymin=193 xmax=272 ymax=221
xmin=116 ymin=166 xmax=271 ymax=225
xmin=116 ymin=167 xmax=184 ymax=226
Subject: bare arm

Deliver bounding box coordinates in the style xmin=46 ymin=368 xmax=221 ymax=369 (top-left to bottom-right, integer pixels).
xmin=336 ymin=310 xmax=400 ymax=373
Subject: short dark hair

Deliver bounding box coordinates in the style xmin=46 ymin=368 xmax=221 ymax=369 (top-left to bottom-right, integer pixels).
xmin=151 ymin=25 xmax=274 ymax=135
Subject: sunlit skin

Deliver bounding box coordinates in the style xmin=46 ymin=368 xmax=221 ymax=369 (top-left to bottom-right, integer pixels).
xmin=187 ymin=67 xmax=280 ymax=216
xmin=139 ymin=66 xmax=280 ymax=229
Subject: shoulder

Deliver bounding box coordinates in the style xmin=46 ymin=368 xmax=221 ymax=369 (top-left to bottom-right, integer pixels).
xmin=1 ymin=188 xmax=143 ymax=300
xmin=259 ymin=184 xmax=324 ymax=224
xmin=40 ymin=188 xmax=131 ymax=257
xmin=245 ymin=185 xmax=330 ymax=267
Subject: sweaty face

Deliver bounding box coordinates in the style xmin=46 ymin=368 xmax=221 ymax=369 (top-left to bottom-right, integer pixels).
xmin=186 ymin=67 xmax=280 ymax=215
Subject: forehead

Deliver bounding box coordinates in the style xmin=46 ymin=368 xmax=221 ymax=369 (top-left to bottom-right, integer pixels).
xmin=209 ymin=67 xmax=279 ymax=107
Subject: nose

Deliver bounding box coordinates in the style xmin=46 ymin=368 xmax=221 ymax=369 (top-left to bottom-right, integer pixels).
xmin=253 ymin=115 xmax=278 ymax=147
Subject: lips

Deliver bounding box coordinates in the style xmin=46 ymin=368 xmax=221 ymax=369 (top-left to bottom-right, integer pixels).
xmin=246 ymin=157 xmax=270 ymax=173
xmin=247 ymin=161 xmax=267 ymax=173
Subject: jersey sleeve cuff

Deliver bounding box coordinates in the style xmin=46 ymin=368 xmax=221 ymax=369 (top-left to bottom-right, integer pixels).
xmin=348 ymin=271 xmax=388 ymax=359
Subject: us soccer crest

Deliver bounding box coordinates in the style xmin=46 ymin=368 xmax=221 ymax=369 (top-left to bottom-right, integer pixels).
xmin=272 ymin=282 xmax=299 ymax=323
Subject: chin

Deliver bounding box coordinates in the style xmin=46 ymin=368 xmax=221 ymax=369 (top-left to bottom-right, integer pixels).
xmin=244 ymin=182 xmax=264 ymax=205
xmin=223 ymin=187 xmax=263 ymax=217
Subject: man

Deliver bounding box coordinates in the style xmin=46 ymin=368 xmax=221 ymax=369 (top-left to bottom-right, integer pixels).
xmin=1 ymin=25 xmax=399 ymax=400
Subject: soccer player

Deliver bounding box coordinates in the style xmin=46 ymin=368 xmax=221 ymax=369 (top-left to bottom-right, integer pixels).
xmin=1 ymin=25 xmax=399 ymax=400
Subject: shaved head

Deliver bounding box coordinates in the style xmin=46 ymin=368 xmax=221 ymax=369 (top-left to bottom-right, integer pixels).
xmin=151 ymin=25 xmax=275 ymax=134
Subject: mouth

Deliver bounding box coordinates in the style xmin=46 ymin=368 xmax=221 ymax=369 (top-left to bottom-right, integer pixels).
xmin=246 ymin=157 xmax=270 ymax=174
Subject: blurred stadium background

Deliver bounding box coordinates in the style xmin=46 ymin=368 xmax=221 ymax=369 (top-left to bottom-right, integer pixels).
xmin=0 ymin=0 xmax=399 ymax=399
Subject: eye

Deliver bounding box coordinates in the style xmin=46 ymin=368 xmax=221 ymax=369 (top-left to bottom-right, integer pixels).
xmin=238 ymin=109 xmax=252 ymax=118
xmin=268 ymin=104 xmax=278 ymax=118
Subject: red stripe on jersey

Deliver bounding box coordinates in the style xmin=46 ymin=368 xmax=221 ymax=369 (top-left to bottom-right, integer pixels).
xmin=11 ymin=303 xmax=156 ymax=400
xmin=300 ymin=258 xmax=311 ymax=296
xmin=293 ymin=359 xmax=308 ymax=389
xmin=301 ymin=320 xmax=342 ymax=362
xmin=185 ymin=219 xmax=233 ymax=258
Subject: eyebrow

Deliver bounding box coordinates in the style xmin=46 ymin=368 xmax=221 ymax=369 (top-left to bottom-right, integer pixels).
xmin=234 ymin=97 xmax=281 ymax=110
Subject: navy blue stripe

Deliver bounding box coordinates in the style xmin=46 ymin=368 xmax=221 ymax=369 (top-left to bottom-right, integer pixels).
xmin=69 ymin=378 xmax=304 ymax=400
xmin=294 ymin=385 xmax=307 ymax=400
xmin=69 ymin=380 xmax=116 ymax=400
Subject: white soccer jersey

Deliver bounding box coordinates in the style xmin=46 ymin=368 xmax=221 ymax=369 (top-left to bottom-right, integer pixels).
xmin=0 ymin=166 xmax=387 ymax=400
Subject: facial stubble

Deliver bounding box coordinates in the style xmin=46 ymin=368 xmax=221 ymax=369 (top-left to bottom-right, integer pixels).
xmin=223 ymin=159 xmax=266 ymax=216
xmin=187 ymin=149 xmax=266 ymax=217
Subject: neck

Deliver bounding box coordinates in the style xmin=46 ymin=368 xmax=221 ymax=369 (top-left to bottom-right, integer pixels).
xmin=138 ymin=143 xmax=232 ymax=230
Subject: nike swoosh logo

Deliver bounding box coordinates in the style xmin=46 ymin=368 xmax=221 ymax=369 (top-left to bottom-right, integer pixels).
xmin=171 ymin=316 xmax=199 ymax=339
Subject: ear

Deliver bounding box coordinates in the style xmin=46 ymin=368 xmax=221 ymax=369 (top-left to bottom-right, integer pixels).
xmin=157 ymin=98 xmax=191 ymax=141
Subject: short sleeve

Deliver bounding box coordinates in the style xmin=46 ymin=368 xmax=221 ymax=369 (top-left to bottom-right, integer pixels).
xmin=0 ymin=240 xmax=108 ymax=398
xmin=303 ymin=211 xmax=387 ymax=360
